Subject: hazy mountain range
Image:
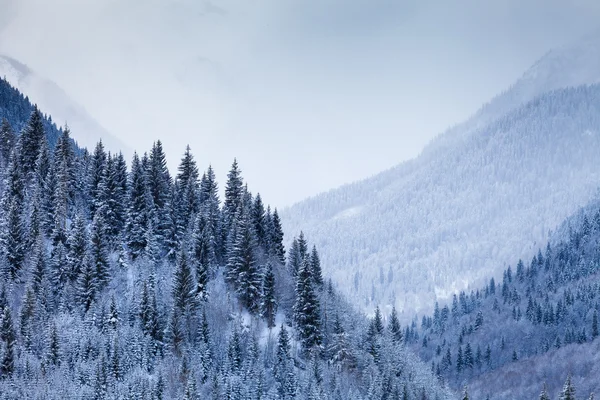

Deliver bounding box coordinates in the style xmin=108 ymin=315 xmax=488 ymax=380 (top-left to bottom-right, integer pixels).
xmin=281 ymin=31 xmax=600 ymax=320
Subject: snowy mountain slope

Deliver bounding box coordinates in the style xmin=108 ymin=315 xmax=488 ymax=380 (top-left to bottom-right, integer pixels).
xmin=0 ymin=84 xmax=453 ymax=399
xmin=281 ymin=34 xmax=600 ymax=319
xmin=423 ymin=29 xmax=600 ymax=159
xmin=0 ymin=55 xmax=130 ymax=157
xmin=408 ymin=193 xmax=600 ymax=398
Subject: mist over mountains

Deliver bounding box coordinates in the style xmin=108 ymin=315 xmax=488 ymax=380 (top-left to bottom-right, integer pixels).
xmin=282 ymin=32 xmax=600 ymax=319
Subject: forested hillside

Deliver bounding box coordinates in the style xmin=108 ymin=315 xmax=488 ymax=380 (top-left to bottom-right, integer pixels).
xmin=283 ymin=83 xmax=600 ymax=321
xmin=0 ymin=77 xmax=63 ymax=148
xmin=410 ymin=197 xmax=600 ymax=399
xmin=0 ymin=92 xmax=450 ymax=398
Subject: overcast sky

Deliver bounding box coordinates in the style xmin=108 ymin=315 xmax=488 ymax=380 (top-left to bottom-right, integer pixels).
xmin=1 ymin=0 xmax=600 ymax=207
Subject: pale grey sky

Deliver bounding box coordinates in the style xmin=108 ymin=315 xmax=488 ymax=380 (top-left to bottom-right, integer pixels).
xmin=1 ymin=0 xmax=599 ymax=207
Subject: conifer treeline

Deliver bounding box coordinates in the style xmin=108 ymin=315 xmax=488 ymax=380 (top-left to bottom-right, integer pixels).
xmin=0 ymin=110 xmax=448 ymax=399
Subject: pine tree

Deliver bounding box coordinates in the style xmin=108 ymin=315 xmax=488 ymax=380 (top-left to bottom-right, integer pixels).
xmin=261 ymin=262 xmax=277 ymax=328
xmin=294 ymin=257 xmax=322 ymax=352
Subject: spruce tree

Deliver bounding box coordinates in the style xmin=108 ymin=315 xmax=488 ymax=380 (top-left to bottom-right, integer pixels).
xmin=193 ymin=214 xmax=215 ymax=291
xmin=89 ymin=141 xmax=107 ymax=215
xmin=373 ymin=306 xmax=384 ymax=334
xmin=67 ymin=212 xmax=87 ymax=282
xmin=77 ymin=256 xmax=96 ymax=313
xmin=175 ymin=145 xmax=199 ymax=232
xmin=592 ymin=310 xmax=598 ymax=340
xmin=126 ymin=153 xmax=151 ymax=259
xmin=147 ymin=140 xmax=171 ymax=211
xmin=287 ymin=238 xmax=302 ymax=277
xmin=223 ymin=158 xmax=244 ymax=231
xmin=309 ymin=246 xmax=323 ymax=286
xmin=18 ymin=107 xmax=45 ymax=178
xmin=2 ymin=197 xmax=25 ymax=279
xmin=226 ymin=209 xmax=262 ymax=314
xmin=261 ymin=262 xmax=277 ymax=329
xmin=90 ymin=210 xmax=110 ymax=292
xmin=388 ymin=306 xmax=403 ymax=343
xmin=172 ymin=250 xmax=197 ymax=317
xmin=0 ymin=307 xmax=16 ymax=377
xmin=47 ymin=323 xmax=60 ymax=366
xmin=252 ymin=193 xmax=267 ymax=252
xmin=0 ymin=118 xmax=15 ymax=168
xmin=294 ymin=257 xmax=322 ymax=352
xmin=270 ymin=209 xmax=286 ymax=265
xmin=560 ymin=374 xmax=576 ymax=400
xmin=539 ymin=383 xmax=551 ymax=400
